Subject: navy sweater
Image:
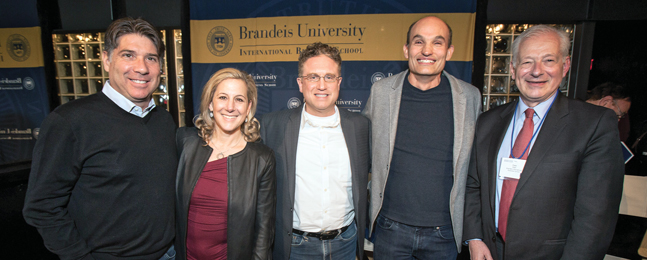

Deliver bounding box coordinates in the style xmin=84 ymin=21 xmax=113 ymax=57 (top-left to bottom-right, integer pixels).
xmin=23 ymin=92 xmax=177 ymax=260
xmin=381 ymin=74 xmax=454 ymax=227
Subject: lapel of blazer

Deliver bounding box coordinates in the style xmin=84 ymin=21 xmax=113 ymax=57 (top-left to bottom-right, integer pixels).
xmin=446 ymin=72 xmax=466 ymax=177
xmin=388 ymin=71 xmax=407 ymax=162
xmin=183 ymin=137 xmax=213 ymax=210
xmin=285 ymin=107 xmax=302 ymax=206
xmin=489 ymin=102 xmax=516 ymax=215
xmin=514 ymin=93 xmax=569 ymax=194
xmin=339 ymin=109 xmax=359 ymax=207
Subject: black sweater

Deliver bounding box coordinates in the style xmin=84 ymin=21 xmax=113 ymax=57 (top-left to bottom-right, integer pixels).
xmin=23 ymin=92 xmax=177 ymax=260
xmin=381 ymin=74 xmax=454 ymax=227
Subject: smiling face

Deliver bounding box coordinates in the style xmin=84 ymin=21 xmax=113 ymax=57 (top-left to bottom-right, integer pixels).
xmin=511 ymin=32 xmax=571 ymax=107
xmin=297 ymin=55 xmax=341 ymax=117
xmin=209 ymin=79 xmax=252 ymax=136
xmin=102 ymin=33 xmax=161 ymax=108
xmin=404 ymin=17 xmax=454 ymax=86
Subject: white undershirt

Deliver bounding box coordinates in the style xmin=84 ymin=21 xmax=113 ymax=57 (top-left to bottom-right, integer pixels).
xmin=293 ymin=106 xmax=354 ymax=232
xmin=102 ymin=80 xmax=155 ymax=118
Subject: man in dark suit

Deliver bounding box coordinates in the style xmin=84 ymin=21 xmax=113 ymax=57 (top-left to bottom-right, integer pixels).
xmin=463 ymin=25 xmax=624 ymax=260
xmin=260 ymin=42 xmax=369 ymax=260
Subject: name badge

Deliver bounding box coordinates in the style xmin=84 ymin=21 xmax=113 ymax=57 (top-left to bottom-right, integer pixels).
xmin=499 ymin=158 xmax=526 ymax=180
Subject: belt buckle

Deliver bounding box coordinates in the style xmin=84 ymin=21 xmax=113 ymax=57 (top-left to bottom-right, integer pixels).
xmin=318 ymin=231 xmax=337 ymax=240
xmin=319 ymin=228 xmax=341 ymax=240
xmin=321 ymin=230 xmax=337 ymax=236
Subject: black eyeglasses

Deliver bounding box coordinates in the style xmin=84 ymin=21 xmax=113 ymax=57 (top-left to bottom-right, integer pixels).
xmin=300 ymin=74 xmax=340 ymax=83
xmin=612 ymin=99 xmax=627 ymax=119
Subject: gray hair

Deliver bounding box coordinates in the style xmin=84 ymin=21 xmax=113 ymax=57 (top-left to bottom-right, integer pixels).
xmin=511 ymin=25 xmax=570 ymax=67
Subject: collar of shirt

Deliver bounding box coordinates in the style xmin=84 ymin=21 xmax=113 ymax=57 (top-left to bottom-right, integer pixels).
xmin=515 ymin=91 xmax=558 ymax=124
xmin=300 ymin=105 xmax=341 ymax=129
xmin=102 ymin=80 xmax=156 ymax=118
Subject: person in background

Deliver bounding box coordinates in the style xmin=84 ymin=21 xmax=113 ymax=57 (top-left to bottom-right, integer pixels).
xmin=586 ymin=82 xmax=631 ymax=141
xmin=23 ymin=17 xmax=177 ymax=260
xmin=175 ymin=68 xmax=276 ymax=260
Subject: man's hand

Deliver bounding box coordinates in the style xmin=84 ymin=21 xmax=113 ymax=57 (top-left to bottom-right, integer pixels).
xmin=468 ymin=240 xmax=493 ymax=260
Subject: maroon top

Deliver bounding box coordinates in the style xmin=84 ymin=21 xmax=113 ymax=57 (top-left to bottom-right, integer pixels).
xmin=187 ymin=158 xmax=228 ymax=260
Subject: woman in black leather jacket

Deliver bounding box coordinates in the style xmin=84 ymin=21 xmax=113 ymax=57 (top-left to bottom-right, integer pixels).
xmin=175 ymin=68 xmax=276 ymax=260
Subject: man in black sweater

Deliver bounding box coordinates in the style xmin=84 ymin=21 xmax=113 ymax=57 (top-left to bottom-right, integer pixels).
xmin=23 ymin=18 xmax=177 ymax=260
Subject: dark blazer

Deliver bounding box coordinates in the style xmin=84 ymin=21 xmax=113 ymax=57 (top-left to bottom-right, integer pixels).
xmin=463 ymin=93 xmax=625 ymax=260
xmin=175 ymin=127 xmax=276 ymax=260
xmin=260 ymin=106 xmax=370 ymax=260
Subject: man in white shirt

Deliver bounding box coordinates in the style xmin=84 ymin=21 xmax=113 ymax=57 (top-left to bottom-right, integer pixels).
xmin=260 ymin=42 xmax=370 ymax=260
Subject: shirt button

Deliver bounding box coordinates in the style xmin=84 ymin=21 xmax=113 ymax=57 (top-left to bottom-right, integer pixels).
xmin=324 ymin=167 xmax=327 ymax=170
xmin=324 ymin=189 xmax=327 ymax=192
xmin=323 ymin=145 xmax=326 ymax=148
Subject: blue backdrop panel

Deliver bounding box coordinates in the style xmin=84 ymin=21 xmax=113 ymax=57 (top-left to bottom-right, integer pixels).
xmin=191 ymin=0 xmax=477 ymax=19
xmin=190 ymin=0 xmax=476 ymax=118
xmin=0 ymin=68 xmax=49 ymax=163
xmin=0 ymin=0 xmax=49 ymax=164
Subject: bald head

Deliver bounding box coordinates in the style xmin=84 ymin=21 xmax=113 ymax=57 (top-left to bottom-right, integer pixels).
xmin=406 ymin=16 xmax=453 ymax=47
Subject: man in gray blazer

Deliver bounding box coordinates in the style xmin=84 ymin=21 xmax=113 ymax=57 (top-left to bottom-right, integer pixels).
xmin=260 ymin=42 xmax=370 ymax=260
xmin=362 ymin=16 xmax=481 ymax=259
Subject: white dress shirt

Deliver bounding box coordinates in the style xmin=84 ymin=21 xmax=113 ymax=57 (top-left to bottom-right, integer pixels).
xmin=102 ymin=80 xmax=156 ymax=118
xmin=293 ymin=106 xmax=354 ymax=232
xmin=495 ymin=92 xmax=558 ymax=229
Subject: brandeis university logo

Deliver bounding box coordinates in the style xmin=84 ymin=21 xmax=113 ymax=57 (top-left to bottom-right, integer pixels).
xmin=6 ymin=34 xmax=30 ymax=62
xmin=207 ymin=26 xmax=233 ymax=56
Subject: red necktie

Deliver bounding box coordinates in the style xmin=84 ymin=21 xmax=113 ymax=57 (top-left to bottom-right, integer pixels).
xmin=498 ymin=108 xmax=534 ymax=241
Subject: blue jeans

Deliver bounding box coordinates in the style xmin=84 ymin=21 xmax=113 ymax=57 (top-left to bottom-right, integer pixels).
xmin=374 ymin=214 xmax=457 ymax=260
xmin=159 ymin=244 xmax=176 ymax=260
xmin=289 ymin=222 xmax=357 ymax=260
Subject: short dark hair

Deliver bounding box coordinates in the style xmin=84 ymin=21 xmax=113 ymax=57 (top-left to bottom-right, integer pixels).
xmin=406 ymin=16 xmax=453 ymax=47
xmin=297 ymin=42 xmax=342 ymax=76
xmin=103 ymin=17 xmax=164 ymax=58
xmin=587 ymin=82 xmax=630 ymax=101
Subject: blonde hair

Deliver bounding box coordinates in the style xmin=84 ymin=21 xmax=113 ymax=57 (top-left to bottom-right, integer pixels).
xmin=194 ymin=68 xmax=260 ymax=143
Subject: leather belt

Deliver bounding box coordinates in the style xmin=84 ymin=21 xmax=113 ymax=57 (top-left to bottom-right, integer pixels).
xmin=292 ymin=224 xmax=350 ymax=240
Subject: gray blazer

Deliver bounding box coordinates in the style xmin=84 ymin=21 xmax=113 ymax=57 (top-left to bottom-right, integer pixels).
xmin=362 ymin=70 xmax=481 ymax=251
xmin=260 ymin=106 xmax=370 ymax=260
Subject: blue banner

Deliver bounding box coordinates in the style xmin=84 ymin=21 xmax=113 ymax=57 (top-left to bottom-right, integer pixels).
xmin=0 ymin=0 xmax=49 ymax=164
xmin=191 ymin=0 xmax=477 ymax=19
xmin=190 ymin=0 xmax=476 ymax=117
